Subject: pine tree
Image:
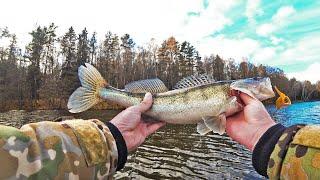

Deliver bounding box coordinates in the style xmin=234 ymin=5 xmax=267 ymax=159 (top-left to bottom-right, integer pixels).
xmin=212 ymin=55 xmax=225 ymax=81
xmin=41 ymin=23 xmax=57 ymax=75
xmin=98 ymin=31 xmax=120 ymax=86
xmin=60 ymin=27 xmax=78 ymax=100
xmin=26 ymin=26 xmax=48 ymax=101
xmin=89 ymin=32 xmax=97 ymax=64
xmin=120 ymin=33 xmax=135 ymax=85
xmin=77 ymin=28 xmax=90 ymax=66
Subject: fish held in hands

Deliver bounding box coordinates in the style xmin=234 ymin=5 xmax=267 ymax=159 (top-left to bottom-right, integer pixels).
xmin=68 ymin=63 xmax=275 ymax=135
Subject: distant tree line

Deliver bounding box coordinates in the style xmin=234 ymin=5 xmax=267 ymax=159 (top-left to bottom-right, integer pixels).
xmin=0 ymin=24 xmax=319 ymax=111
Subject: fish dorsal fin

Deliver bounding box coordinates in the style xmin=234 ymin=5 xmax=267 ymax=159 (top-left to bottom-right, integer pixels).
xmin=125 ymin=78 xmax=168 ymax=93
xmin=174 ymin=74 xmax=215 ymax=89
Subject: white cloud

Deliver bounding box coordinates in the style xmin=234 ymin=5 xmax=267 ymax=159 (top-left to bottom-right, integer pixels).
xmin=251 ymin=33 xmax=320 ymax=66
xmin=177 ymin=0 xmax=238 ymax=44
xmin=245 ymin=0 xmax=263 ymax=23
xmin=252 ymin=47 xmax=277 ymax=63
xmin=274 ymin=34 xmax=320 ymax=65
xmin=0 ymin=0 xmax=239 ymax=49
xmin=256 ymin=23 xmax=276 ymax=36
xmin=287 ymin=62 xmax=320 ymax=84
xmin=272 ymin=6 xmax=296 ymax=23
xmin=196 ymin=35 xmax=260 ymax=61
xmin=256 ymin=6 xmax=296 ymax=37
xmin=270 ymin=36 xmax=283 ymax=45
xmin=195 ymin=31 xmax=320 ymax=68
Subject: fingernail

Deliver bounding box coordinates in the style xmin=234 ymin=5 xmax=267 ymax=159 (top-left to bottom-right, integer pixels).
xmin=144 ymin=92 xmax=152 ymax=100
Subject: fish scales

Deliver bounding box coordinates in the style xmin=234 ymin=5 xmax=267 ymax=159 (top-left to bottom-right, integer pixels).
xmin=99 ymin=83 xmax=232 ymax=124
xmin=68 ymin=63 xmax=276 ymax=135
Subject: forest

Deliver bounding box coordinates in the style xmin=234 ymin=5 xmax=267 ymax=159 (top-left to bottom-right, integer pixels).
xmin=0 ymin=23 xmax=319 ymax=112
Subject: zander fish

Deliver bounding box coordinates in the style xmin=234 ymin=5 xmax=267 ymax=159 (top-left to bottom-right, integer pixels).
xmin=68 ymin=63 xmax=277 ymax=135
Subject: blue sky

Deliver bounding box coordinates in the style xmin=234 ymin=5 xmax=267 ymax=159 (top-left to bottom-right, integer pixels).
xmin=0 ymin=0 xmax=319 ymax=83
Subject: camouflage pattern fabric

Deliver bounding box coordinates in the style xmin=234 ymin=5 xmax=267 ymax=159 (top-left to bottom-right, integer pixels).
xmin=0 ymin=119 xmax=118 ymax=180
xmin=268 ymin=125 xmax=320 ymax=180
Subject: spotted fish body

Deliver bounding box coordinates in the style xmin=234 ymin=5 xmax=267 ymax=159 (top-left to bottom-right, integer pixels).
xmin=68 ymin=63 xmax=275 ymax=135
xmin=100 ymin=82 xmax=236 ymax=124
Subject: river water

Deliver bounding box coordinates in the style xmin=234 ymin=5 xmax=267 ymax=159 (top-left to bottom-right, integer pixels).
xmin=114 ymin=101 xmax=320 ymax=180
xmin=0 ymin=101 xmax=319 ymax=179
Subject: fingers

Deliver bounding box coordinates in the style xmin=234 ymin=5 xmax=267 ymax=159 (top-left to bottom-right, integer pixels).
xmin=137 ymin=92 xmax=153 ymax=112
xmin=226 ymin=111 xmax=243 ymax=122
xmin=240 ymin=93 xmax=256 ymax=105
xmin=146 ymin=122 xmax=166 ymax=136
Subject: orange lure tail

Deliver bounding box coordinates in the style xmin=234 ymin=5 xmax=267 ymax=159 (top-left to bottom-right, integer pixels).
xmin=274 ymin=86 xmax=291 ymax=109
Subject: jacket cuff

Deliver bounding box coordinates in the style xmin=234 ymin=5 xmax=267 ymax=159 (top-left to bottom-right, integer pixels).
xmin=105 ymin=122 xmax=128 ymax=171
xmin=252 ymin=123 xmax=286 ymax=177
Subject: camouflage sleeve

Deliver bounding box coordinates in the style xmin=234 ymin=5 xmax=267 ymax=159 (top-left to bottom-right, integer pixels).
xmin=0 ymin=119 xmax=127 ymax=179
xmin=268 ymin=125 xmax=320 ymax=179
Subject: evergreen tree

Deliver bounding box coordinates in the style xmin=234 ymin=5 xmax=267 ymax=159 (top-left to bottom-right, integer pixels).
xmin=26 ymin=26 xmax=48 ymax=101
xmin=60 ymin=27 xmax=78 ymax=100
xmin=42 ymin=23 xmax=57 ymax=75
xmin=89 ymin=32 xmax=97 ymax=64
xmin=120 ymin=33 xmax=135 ymax=85
xmin=212 ymin=55 xmax=225 ymax=81
xmin=77 ymin=28 xmax=90 ymax=66
xmin=98 ymin=31 xmax=120 ymax=86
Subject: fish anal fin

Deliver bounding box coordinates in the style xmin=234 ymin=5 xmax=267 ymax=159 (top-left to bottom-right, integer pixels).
xmin=125 ymin=78 xmax=168 ymax=93
xmin=197 ymin=121 xmax=211 ymax=135
xmin=174 ymin=74 xmax=215 ymax=89
xmin=202 ymin=114 xmax=226 ymax=135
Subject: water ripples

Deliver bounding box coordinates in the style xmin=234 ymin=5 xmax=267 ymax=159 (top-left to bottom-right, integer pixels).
xmin=115 ymin=101 xmax=320 ymax=179
xmin=115 ymin=124 xmax=264 ymax=179
xmin=2 ymin=101 xmax=319 ymax=179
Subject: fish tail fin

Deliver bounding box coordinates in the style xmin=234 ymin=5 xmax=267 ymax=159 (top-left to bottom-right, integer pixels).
xmin=68 ymin=63 xmax=107 ymax=113
xmin=274 ymin=86 xmax=291 ymax=109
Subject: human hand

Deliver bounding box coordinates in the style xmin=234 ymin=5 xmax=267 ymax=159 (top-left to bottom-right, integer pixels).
xmin=110 ymin=92 xmax=165 ymax=152
xmin=226 ymin=93 xmax=276 ymax=151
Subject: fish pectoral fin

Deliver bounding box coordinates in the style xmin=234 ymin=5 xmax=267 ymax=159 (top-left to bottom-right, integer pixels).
xmin=202 ymin=114 xmax=226 ymax=135
xmin=197 ymin=121 xmax=211 ymax=135
xmin=124 ymin=78 xmax=168 ymax=93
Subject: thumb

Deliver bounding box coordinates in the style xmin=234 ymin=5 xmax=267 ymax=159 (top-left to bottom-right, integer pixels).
xmin=137 ymin=92 xmax=153 ymax=112
xmin=240 ymin=93 xmax=256 ymax=105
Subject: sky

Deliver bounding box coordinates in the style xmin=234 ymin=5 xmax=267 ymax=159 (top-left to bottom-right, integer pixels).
xmin=0 ymin=0 xmax=319 ymax=83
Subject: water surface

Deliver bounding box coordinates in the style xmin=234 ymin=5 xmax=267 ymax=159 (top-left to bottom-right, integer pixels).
xmin=1 ymin=101 xmax=319 ymax=179
xmin=114 ymin=101 xmax=320 ymax=179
